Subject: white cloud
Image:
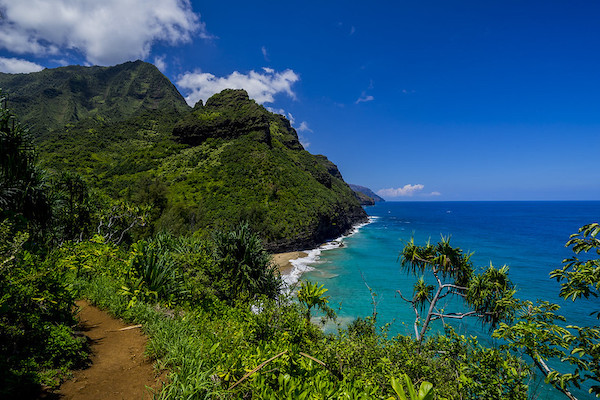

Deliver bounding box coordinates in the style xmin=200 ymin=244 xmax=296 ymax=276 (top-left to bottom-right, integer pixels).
xmin=50 ymin=58 xmax=70 ymax=67
xmin=297 ymin=121 xmax=312 ymax=132
xmin=261 ymin=46 xmax=269 ymax=61
xmin=430 ymin=191 xmax=441 ymax=196
xmin=0 ymin=56 xmax=43 ymax=73
xmin=377 ymin=184 xmax=425 ymax=198
xmin=355 ymin=92 xmax=374 ymax=104
xmin=0 ymin=0 xmax=205 ymax=65
xmin=177 ymin=68 xmax=299 ymax=106
xmin=300 ymin=137 xmax=310 ymax=149
xmin=154 ymin=55 xmax=167 ymax=72
xmin=267 ymin=107 xmax=286 ymax=115
xmin=266 ymin=107 xmax=295 ymax=125
xmin=286 ymin=112 xmax=295 ymax=125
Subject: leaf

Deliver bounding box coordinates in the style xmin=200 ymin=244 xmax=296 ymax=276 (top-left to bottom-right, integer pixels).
xmin=418 ymin=381 xmax=434 ymax=400
xmin=391 ymin=376 xmax=408 ymax=400
xmin=403 ymin=374 xmax=417 ymax=399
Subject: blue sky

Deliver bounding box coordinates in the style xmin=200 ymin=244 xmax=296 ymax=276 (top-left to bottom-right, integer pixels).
xmin=0 ymin=1 xmax=599 ymax=201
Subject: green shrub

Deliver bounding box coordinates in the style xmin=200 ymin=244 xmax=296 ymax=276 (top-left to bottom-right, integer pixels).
xmin=210 ymin=223 xmax=281 ymax=302
xmin=0 ymin=222 xmax=87 ymax=395
xmin=125 ymin=234 xmax=188 ymax=306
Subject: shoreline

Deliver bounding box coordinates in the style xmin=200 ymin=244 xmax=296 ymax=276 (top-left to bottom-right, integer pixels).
xmin=272 ymin=216 xmax=376 ymax=288
xmin=272 ymin=251 xmax=309 ymax=275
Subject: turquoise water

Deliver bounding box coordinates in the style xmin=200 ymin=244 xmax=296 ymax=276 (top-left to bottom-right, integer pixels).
xmin=295 ymin=201 xmax=599 ymax=399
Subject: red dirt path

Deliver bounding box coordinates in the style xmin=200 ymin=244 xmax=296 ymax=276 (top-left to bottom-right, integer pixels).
xmin=55 ymin=300 xmax=163 ymax=400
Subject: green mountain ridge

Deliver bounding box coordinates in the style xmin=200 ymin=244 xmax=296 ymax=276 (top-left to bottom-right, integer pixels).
xmin=0 ymin=61 xmax=367 ymax=251
xmin=0 ymin=60 xmax=190 ymax=138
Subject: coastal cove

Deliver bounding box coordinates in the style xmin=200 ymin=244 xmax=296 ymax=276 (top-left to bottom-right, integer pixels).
xmin=281 ymin=201 xmax=600 ymax=399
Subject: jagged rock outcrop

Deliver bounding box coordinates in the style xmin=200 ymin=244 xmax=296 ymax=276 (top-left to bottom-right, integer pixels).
xmin=173 ymin=89 xmax=272 ymax=146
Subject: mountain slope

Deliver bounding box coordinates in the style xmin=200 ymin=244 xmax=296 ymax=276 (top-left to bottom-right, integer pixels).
xmin=0 ymin=60 xmax=189 ymax=137
xmin=166 ymin=89 xmax=367 ymax=250
xmin=349 ymin=184 xmax=385 ymax=204
xmin=1 ymin=63 xmax=367 ymax=251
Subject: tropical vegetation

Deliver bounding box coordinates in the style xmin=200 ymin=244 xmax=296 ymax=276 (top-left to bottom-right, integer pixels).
xmin=0 ymin=61 xmax=367 ymax=252
xmin=0 ymin=61 xmax=598 ymax=399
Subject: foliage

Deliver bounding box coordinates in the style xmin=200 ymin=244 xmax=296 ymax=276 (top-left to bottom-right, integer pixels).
xmin=297 ymin=280 xmax=336 ymax=322
xmin=122 ymin=234 xmax=188 ymax=307
xmin=0 ymin=91 xmax=51 ymax=236
xmin=49 ymin=171 xmax=97 ymax=243
xmin=551 ymin=222 xmax=600 ymax=307
xmin=0 ymin=221 xmax=87 ymax=396
xmin=96 ymin=200 xmax=151 ymax=245
xmin=398 ymin=236 xmax=517 ymax=343
xmin=0 ymin=96 xmax=87 ymax=396
xmin=388 ymin=374 xmax=434 ymax=400
xmin=210 ymin=223 xmax=281 ymax=302
xmin=495 ymin=223 xmax=600 ymax=399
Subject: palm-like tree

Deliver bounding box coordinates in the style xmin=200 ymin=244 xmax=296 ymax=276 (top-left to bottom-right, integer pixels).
xmin=398 ymin=236 xmax=516 ymax=343
xmin=0 ymin=92 xmax=51 ymax=231
xmin=297 ymin=281 xmax=335 ymax=322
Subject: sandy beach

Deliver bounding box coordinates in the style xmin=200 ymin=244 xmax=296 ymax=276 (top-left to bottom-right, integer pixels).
xmin=272 ymin=251 xmax=308 ymax=275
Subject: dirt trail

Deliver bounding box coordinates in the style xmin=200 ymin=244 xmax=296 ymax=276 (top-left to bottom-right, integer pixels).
xmin=56 ymin=300 xmax=163 ymax=400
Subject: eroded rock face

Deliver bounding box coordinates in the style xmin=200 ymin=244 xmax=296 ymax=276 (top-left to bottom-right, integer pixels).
xmin=173 ymin=90 xmax=272 ymax=146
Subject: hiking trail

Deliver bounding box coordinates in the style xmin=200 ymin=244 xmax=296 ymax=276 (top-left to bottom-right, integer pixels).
xmin=55 ymin=300 xmax=163 ymax=400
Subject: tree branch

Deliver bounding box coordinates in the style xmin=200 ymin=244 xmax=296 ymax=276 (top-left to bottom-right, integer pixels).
xmin=397 ymin=290 xmax=421 ymax=339
xmin=531 ymin=352 xmax=579 ymax=400
xmin=431 ymin=311 xmax=478 ymax=320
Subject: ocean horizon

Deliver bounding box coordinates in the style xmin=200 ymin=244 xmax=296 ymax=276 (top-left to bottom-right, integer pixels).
xmin=283 ymin=200 xmax=599 ymax=400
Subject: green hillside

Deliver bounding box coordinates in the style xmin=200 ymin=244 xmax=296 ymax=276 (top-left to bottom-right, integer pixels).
xmin=0 ymin=62 xmax=366 ymax=251
xmin=0 ymin=60 xmax=189 ymax=138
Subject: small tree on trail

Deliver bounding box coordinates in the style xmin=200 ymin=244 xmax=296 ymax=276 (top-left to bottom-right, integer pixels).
xmin=398 ymin=236 xmax=517 ymax=344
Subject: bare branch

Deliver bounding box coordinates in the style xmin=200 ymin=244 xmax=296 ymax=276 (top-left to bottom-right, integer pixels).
xmin=396 ymin=289 xmax=421 ymax=339
xmin=431 ymin=311 xmax=478 ymax=320
xmin=361 ymin=272 xmax=378 ymax=320
xmin=396 ymin=289 xmax=415 ymax=304
xmin=532 ymin=353 xmax=579 ymax=400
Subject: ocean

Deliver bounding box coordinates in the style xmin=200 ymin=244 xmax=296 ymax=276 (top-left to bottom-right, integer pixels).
xmin=284 ymin=201 xmax=600 ymax=399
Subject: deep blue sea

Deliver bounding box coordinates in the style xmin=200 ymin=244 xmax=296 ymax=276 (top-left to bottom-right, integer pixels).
xmin=288 ymin=201 xmax=600 ymax=400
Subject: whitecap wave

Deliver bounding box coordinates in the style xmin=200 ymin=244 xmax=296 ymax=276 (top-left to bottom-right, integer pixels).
xmin=280 ymin=217 xmax=377 ymax=291
xmin=281 ymin=249 xmax=320 ymax=290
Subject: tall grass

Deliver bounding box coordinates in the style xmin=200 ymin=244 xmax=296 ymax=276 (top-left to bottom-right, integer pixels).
xmin=81 ymin=276 xmax=219 ymax=399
